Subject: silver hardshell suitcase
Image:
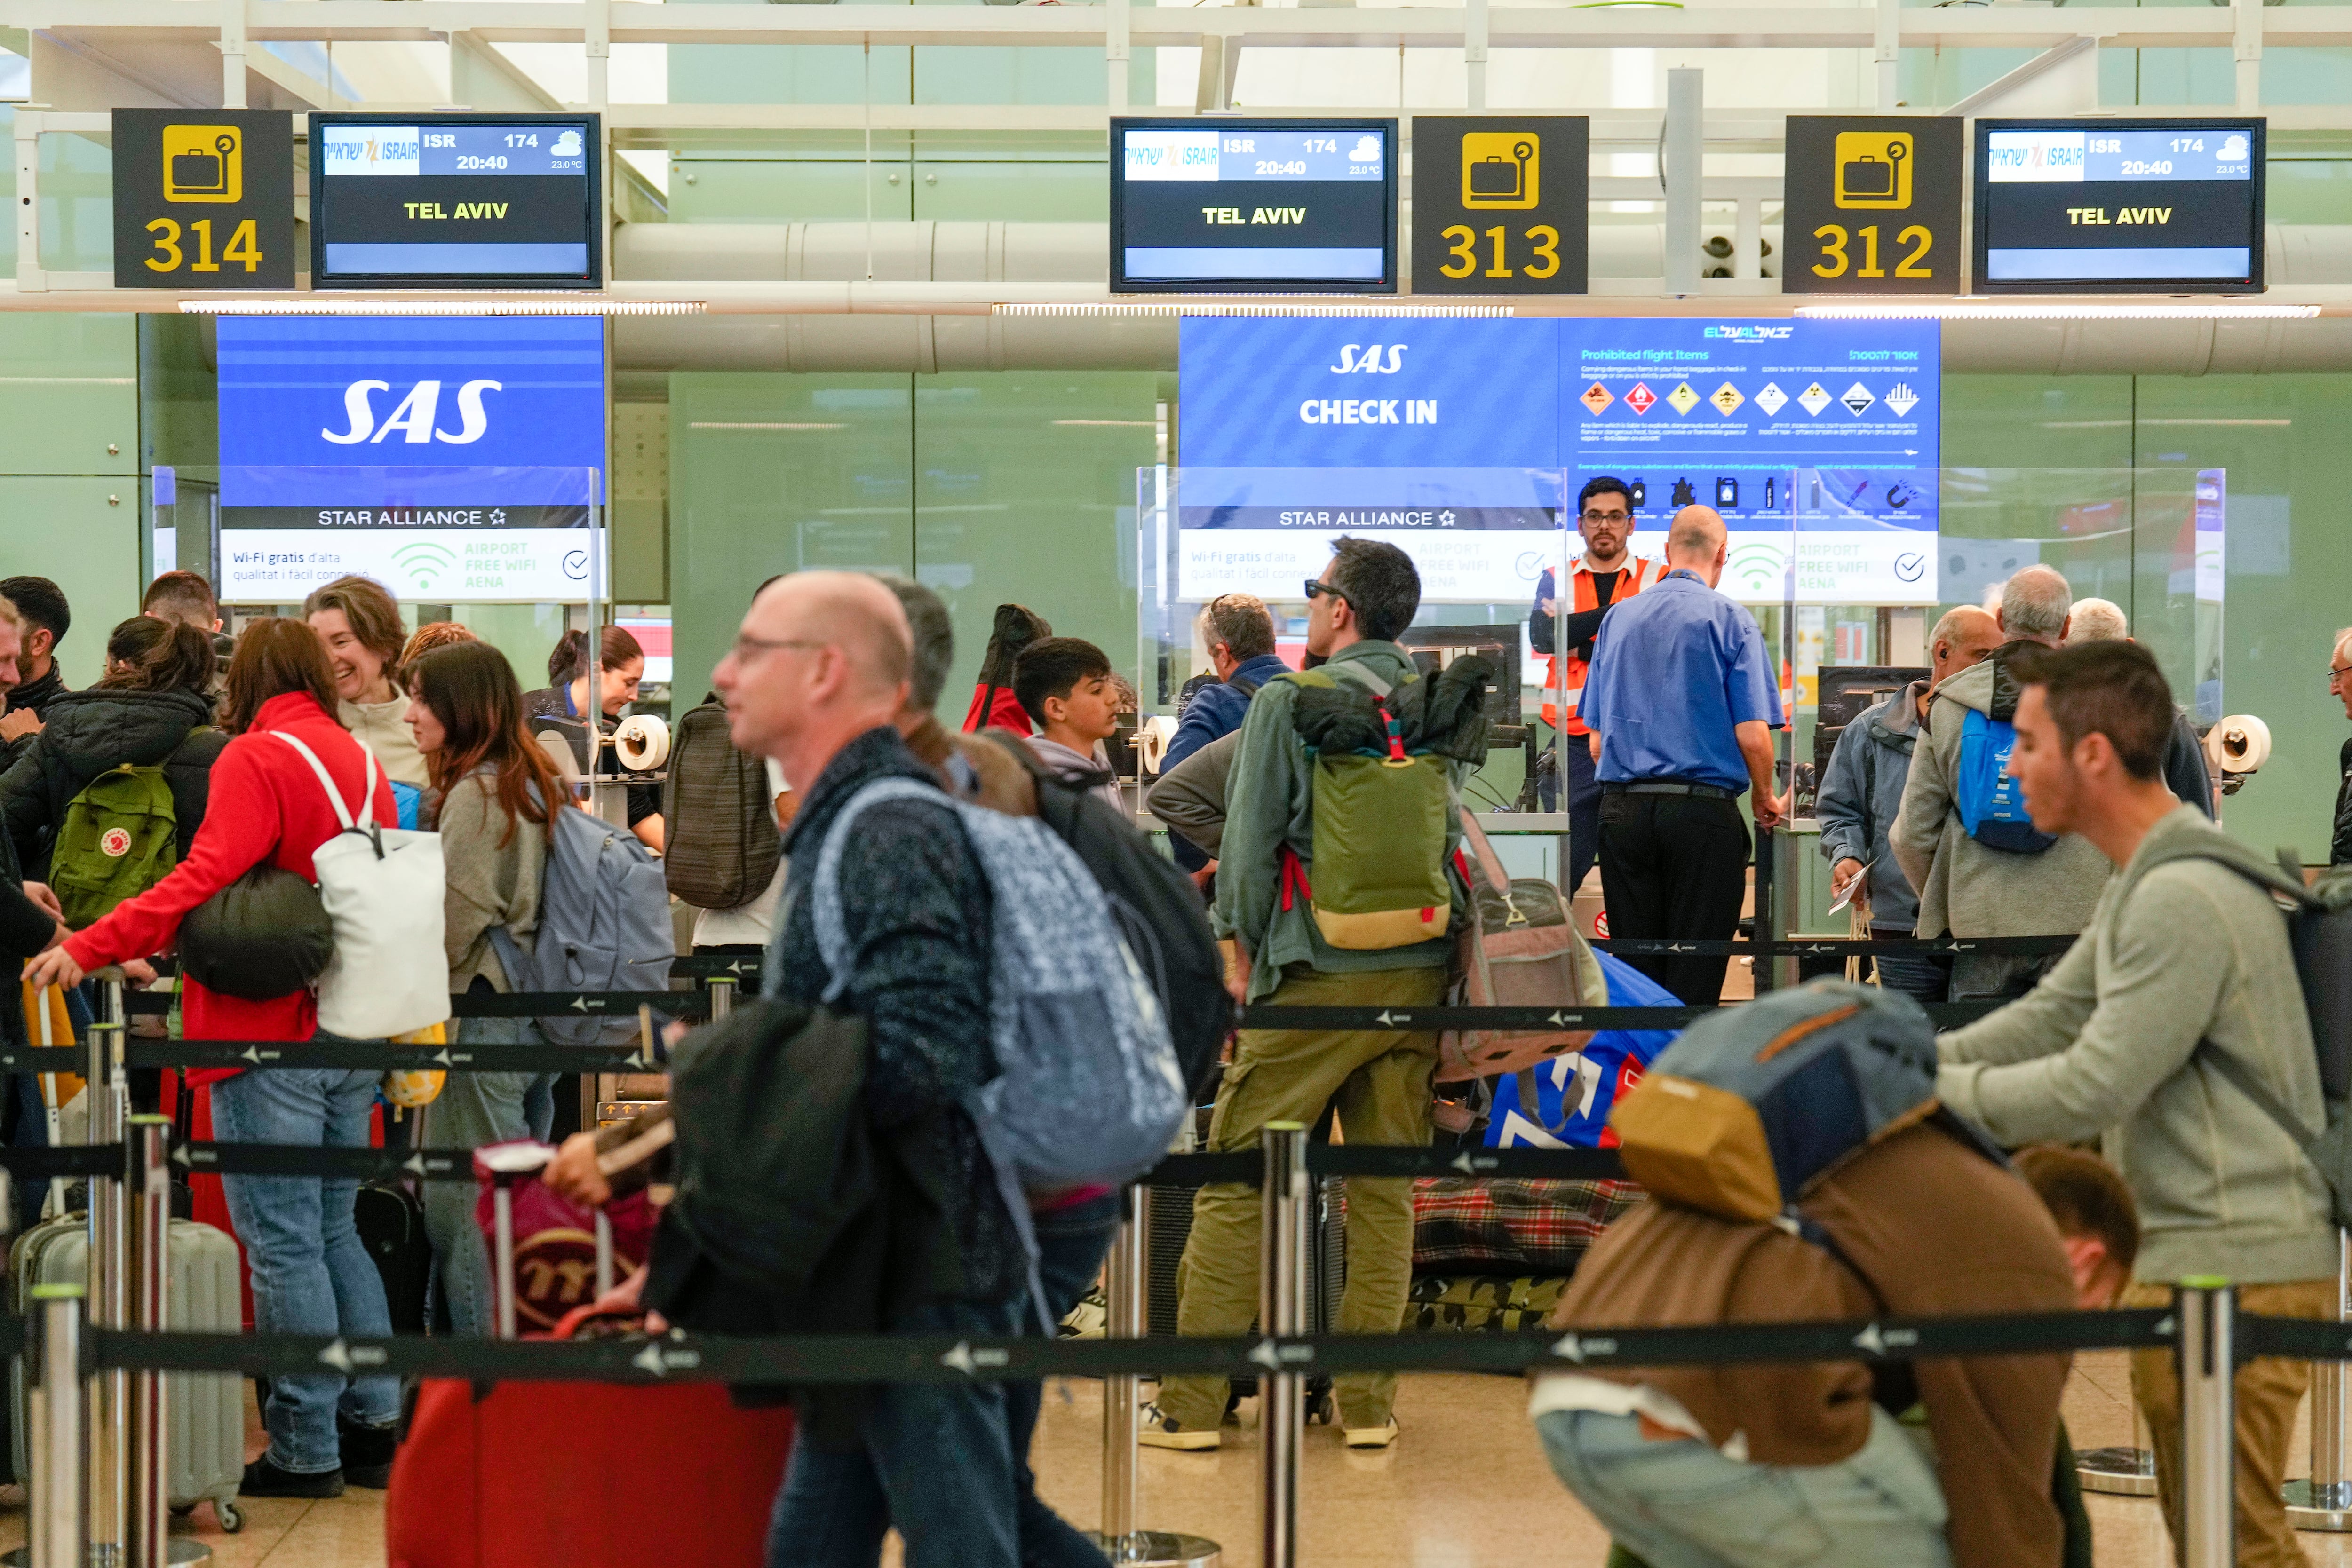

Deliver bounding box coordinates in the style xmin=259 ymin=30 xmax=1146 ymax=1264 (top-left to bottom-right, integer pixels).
xmin=10 ymin=1213 xmax=246 ymax=1532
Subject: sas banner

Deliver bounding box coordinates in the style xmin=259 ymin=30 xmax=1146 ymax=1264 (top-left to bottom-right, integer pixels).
xmin=1177 ymin=317 xmax=1940 ymax=605
xmin=216 ymin=315 xmax=606 ymax=602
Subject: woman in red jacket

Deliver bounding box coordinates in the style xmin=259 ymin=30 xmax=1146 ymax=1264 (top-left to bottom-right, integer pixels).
xmin=24 ymin=618 xmax=403 ymax=1500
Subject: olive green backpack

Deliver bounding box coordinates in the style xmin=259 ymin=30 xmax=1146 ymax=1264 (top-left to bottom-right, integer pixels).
xmin=1283 ymin=662 xmax=1456 ymax=951
xmin=51 ymin=763 xmax=181 ymax=929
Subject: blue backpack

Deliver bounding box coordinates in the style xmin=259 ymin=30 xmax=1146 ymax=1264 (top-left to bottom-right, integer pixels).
xmin=1954 ymin=653 xmax=2058 ymax=854
xmin=810 ymin=777 xmax=1190 ymax=1192
xmin=493 ymin=804 xmax=675 ymax=1044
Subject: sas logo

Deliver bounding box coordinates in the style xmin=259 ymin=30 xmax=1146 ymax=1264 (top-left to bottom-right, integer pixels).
xmin=1701 ymin=325 xmax=1793 ymax=341
xmin=322 ymin=379 xmax=502 ymax=446
xmin=1328 ymin=344 xmax=1410 ymax=374
xmin=99 ymin=827 xmax=133 ymax=859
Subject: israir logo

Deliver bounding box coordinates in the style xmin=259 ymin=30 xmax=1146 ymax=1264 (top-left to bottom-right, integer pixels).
xmin=1328 ymin=344 xmax=1409 ymax=374
xmin=99 ymin=828 xmax=132 ymax=858
xmin=322 ymin=379 xmax=502 ymax=445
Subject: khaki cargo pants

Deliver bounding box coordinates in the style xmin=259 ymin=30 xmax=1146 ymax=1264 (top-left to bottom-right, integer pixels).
xmin=2126 ymin=1277 xmax=2337 ymax=1568
xmin=1159 ymin=964 xmax=1444 ymax=1434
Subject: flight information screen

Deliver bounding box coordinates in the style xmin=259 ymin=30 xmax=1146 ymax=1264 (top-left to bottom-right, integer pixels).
xmin=1974 ymin=118 xmax=2263 ymax=293
xmin=310 ymin=114 xmax=602 ymax=288
xmin=1111 ymin=119 xmax=1398 ymax=293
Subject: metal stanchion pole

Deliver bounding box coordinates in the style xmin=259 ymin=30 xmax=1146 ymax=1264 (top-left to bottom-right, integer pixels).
xmin=2078 ymin=1403 xmax=2161 ymax=1497
xmin=707 ymin=975 xmax=735 ymax=1022
xmin=125 ymin=1117 xmax=207 ymax=1568
xmin=594 ymin=1211 xmax=615 ymax=1299
xmin=88 ymin=974 xmax=129 ymax=1567
xmin=2288 ymin=1230 xmax=2352 ymax=1529
xmin=1259 ymin=1123 xmax=1309 ymax=1568
xmin=493 ymin=1175 xmax=520 ymax=1341
xmin=1088 ymin=1185 xmax=1217 ymax=1568
xmin=27 ymin=1284 xmax=87 ymax=1568
xmin=2178 ymin=1281 xmax=2238 ymax=1568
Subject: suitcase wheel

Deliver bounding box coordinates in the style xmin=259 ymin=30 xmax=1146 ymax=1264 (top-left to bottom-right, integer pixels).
xmin=169 ymin=1505 xmax=193 ymax=1519
xmin=216 ymin=1500 xmax=245 ymax=1534
xmin=1307 ymin=1386 xmax=1335 ymax=1426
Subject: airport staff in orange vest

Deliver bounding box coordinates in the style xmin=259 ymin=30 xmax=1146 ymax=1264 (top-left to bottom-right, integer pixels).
xmin=1528 ymin=475 xmax=1667 ymax=897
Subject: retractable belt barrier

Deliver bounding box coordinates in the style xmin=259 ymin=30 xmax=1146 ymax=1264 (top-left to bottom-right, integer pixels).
xmin=1590 ymin=933 xmax=2079 ymax=958
xmin=118 ymin=989 xmax=711 ymax=1022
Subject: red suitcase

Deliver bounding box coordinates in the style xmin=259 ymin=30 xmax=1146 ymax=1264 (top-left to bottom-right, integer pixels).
xmin=386 ymin=1339 xmax=794 ymax=1568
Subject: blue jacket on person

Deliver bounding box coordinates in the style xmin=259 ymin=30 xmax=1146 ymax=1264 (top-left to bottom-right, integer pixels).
xmin=1815 ymin=680 xmax=1926 ymax=933
xmin=1161 ymin=651 xmax=1290 ymax=871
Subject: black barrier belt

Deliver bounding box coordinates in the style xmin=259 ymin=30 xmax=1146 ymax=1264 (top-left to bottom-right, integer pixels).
xmin=84 ymin=1307 xmax=2176 ymax=1385
xmin=1144 ymin=1149 xmax=1629 ymax=1184
xmin=669 ymin=953 xmax=768 ymax=982
xmin=174 ymin=1143 xmax=475 ymax=1181
xmin=1592 ymin=934 xmax=2079 ymax=959
xmin=121 ymin=990 xmax=708 ymax=1022
xmin=0 ymin=1145 xmax=126 ymax=1180
xmin=1237 ymin=1001 xmax=2006 ymax=1032
xmin=115 ymin=1040 xmax=662 ymax=1074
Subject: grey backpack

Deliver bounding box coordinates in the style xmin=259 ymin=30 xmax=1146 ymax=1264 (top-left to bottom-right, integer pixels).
xmin=493 ymin=804 xmax=675 ymax=1044
xmin=810 ymin=776 xmax=1189 ymax=1191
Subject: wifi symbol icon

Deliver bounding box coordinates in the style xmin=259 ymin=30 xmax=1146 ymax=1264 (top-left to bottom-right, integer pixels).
xmin=391 ymin=540 xmax=455 ymax=593
xmin=1727 ymin=541 xmax=1786 ymax=595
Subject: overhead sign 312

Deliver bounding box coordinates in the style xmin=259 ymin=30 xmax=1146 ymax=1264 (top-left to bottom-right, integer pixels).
xmin=112 ymin=110 xmax=295 ymax=290
xmin=1780 ymin=116 xmax=1961 ymax=295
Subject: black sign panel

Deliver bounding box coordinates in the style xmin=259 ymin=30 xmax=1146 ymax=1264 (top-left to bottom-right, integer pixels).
xmin=1973 ymin=118 xmax=2263 ymax=294
xmin=111 ymin=110 xmax=295 ymax=290
xmin=1111 ymin=119 xmax=1398 ymax=294
xmin=1410 ymin=117 xmax=1588 ymax=295
xmin=310 ymin=113 xmax=602 ymax=290
xmin=1781 ymin=116 xmax=1962 ymax=295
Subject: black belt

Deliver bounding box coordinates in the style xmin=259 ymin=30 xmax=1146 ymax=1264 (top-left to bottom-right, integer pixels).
xmin=1602 ymin=781 xmax=1740 ymax=800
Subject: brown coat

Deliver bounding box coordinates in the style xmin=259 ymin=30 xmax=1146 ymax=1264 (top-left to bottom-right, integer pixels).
xmin=1547 ymin=1124 xmax=2077 ymax=1568
xmin=902 ymin=715 xmax=1038 ymax=818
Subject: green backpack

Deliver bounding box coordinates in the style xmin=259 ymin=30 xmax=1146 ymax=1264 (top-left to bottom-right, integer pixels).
xmin=51 ymin=763 xmax=180 ymax=929
xmin=1285 ymin=663 xmax=1457 ymax=951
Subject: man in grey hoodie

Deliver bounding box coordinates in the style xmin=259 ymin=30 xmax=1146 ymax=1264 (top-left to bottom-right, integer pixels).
xmin=1935 ymin=639 xmax=2334 ymax=1568
xmin=1890 ymin=565 xmax=2109 ymax=1001
xmin=1817 ymin=604 xmax=2001 ymax=1002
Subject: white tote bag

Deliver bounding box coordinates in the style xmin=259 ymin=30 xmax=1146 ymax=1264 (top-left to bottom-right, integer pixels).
xmin=271 ymin=732 xmax=451 ymax=1040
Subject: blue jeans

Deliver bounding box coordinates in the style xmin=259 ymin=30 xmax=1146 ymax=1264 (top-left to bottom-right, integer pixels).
xmin=209 ymin=1061 xmax=402 ymax=1475
xmin=767 ymin=1296 xmax=1026 ymax=1568
xmin=1008 ymin=1192 xmax=1121 ymax=1568
xmin=1534 ymin=1407 xmax=1953 ymax=1568
xmin=421 ymin=1010 xmax=558 ymax=1338
xmin=1868 ymin=927 xmax=1951 ymax=1009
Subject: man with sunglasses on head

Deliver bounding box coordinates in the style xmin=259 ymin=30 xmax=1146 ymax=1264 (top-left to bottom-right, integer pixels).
xmin=1529 ymin=476 xmax=1667 ymax=897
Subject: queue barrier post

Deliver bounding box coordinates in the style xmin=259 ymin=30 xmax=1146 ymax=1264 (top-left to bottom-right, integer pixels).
xmin=2179 ymin=1281 xmax=2238 ymax=1568
xmin=27 ymin=1284 xmax=86 ymax=1568
xmin=1259 ymin=1123 xmax=1309 ymax=1568
xmin=126 ymin=1116 xmax=207 ymax=1568
xmin=2287 ymin=1229 xmax=2352 ymax=1529
xmin=707 ymin=975 xmax=735 ymax=1023
xmin=594 ymin=1211 xmax=615 ymax=1299
xmin=89 ymin=974 xmax=130 ymax=1563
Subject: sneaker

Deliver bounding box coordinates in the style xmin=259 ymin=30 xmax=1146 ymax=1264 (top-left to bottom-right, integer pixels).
xmin=338 ymin=1415 xmax=399 ymax=1489
xmin=1059 ymin=1285 xmax=1108 ymax=1340
xmin=1139 ymin=1403 xmax=1222 ymax=1451
xmin=240 ymin=1455 xmax=345 ymax=1498
xmin=1343 ymin=1417 xmax=1400 ymax=1450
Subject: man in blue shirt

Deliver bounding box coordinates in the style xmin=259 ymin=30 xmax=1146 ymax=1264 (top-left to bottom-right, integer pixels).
xmin=1580 ymin=506 xmax=1787 ymax=1005
xmin=1161 ymin=593 xmax=1286 ymax=879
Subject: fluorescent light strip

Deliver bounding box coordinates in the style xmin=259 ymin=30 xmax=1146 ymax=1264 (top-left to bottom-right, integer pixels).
xmin=995 ymin=301 xmax=1512 ymax=318
xmin=179 ymin=298 xmax=703 ymax=317
xmin=1794 ymin=302 xmax=2320 ymax=321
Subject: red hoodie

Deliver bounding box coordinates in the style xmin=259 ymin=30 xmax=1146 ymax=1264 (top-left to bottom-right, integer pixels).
xmin=66 ymin=690 xmax=400 ymax=1086
xmin=960 ymin=682 xmax=1032 ymax=736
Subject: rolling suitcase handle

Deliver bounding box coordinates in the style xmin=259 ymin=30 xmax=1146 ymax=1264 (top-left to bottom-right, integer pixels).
xmin=476 ymin=1145 xmax=556 ymax=1341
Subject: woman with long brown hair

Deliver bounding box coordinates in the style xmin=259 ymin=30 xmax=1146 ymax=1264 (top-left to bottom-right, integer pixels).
xmin=402 ymin=639 xmax=566 ymax=1336
xmin=23 ymin=617 xmax=403 ymax=1498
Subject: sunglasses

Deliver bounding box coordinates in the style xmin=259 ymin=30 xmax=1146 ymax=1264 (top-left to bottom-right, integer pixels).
xmin=1303 ymin=579 xmax=1352 ymax=607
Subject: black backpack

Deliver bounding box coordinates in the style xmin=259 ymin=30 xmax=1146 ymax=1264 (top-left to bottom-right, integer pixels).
xmin=985 ymin=733 xmax=1233 ymax=1102
xmin=662 ymin=697 xmax=783 ymax=911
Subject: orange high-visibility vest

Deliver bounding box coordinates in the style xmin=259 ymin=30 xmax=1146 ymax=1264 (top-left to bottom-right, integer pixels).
xmin=1542 ymin=556 xmax=1666 ymax=735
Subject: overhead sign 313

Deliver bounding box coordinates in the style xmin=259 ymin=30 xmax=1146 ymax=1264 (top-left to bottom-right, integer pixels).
xmin=111 ymin=110 xmax=295 ymax=290
xmin=1410 ymin=117 xmax=1589 ymax=294
xmin=1780 ymin=116 xmax=1961 ymax=295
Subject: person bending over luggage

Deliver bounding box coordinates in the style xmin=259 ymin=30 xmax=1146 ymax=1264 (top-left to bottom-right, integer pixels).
xmin=526 ymin=624 xmax=664 ymax=852
xmin=1014 ymin=637 xmax=1128 ymax=817
xmin=1534 ymin=1095 xmax=2077 ymax=1568
xmin=1933 ymin=640 xmax=2336 ymax=1568
xmin=671 ymin=571 xmax=1029 ymax=1568
xmin=0 ymin=616 xmax=223 ymax=887
xmin=403 ymin=640 xmax=568 ymax=1338
xmin=23 ymin=618 xmax=403 ymax=1500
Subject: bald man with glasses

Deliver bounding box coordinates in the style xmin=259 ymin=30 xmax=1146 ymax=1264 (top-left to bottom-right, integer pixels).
xmin=1529 ymin=475 xmax=1668 ymax=896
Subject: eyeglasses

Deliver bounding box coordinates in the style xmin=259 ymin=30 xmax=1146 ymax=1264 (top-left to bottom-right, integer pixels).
xmin=731 ymin=633 xmax=827 ymax=663
xmin=1303 ymin=580 xmax=1352 ymax=607
xmin=2330 ymin=663 xmax=2352 ymax=685
xmin=1580 ymin=509 xmax=1631 ymax=525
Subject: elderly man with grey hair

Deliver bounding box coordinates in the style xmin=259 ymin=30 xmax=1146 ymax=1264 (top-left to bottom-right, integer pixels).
xmin=2064 ymin=596 xmax=2215 ymax=818
xmin=1891 ymin=565 xmax=2112 ymax=1001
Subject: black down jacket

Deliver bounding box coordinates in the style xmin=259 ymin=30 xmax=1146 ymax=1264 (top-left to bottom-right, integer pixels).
xmin=0 ymin=687 xmax=226 ymax=879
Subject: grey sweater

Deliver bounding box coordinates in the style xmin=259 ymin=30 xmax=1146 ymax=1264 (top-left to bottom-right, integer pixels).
xmin=1937 ymin=805 xmax=2336 ymax=1285
xmin=439 ymin=775 xmax=546 ymax=993
xmin=1888 ymin=652 xmax=2110 ymax=938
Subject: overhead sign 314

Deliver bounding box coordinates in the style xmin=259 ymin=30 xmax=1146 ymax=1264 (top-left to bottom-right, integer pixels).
xmin=111 ymin=110 xmax=296 ymax=290
xmin=1780 ymin=116 xmax=1962 ymax=295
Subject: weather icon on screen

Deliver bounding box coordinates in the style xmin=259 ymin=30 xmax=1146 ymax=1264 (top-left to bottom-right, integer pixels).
xmin=1348 ymin=136 xmax=1381 ymax=163
xmin=551 ymin=129 xmax=584 ymax=159
xmin=2218 ymin=134 xmax=2249 ymax=163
